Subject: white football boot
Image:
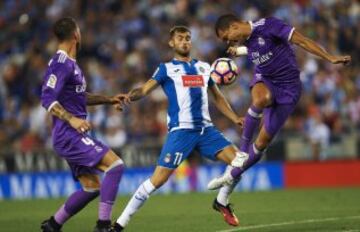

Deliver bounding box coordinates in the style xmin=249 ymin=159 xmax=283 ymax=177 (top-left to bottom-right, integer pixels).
xmin=207 ymin=151 xmax=248 ymax=190
xmin=207 ymin=172 xmax=235 ymax=190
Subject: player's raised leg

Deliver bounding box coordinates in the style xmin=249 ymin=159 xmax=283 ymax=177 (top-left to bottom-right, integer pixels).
xmin=208 ymin=128 xmax=273 ymax=192
xmin=94 ymin=150 xmax=124 ymax=232
xmin=207 ymin=82 xmax=272 ymax=191
xmin=209 ymin=103 xmax=297 ymax=190
xmin=207 ymin=82 xmax=271 ymax=189
xmin=240 ymin=82 xmax=272 ymax=152
xmin=234 ymin=103 xmax=297 ymax=178
xmin=114 ymin=166 xmax=173 ymax=231
xmin=41 ymin=174 xmax=100 ymax=232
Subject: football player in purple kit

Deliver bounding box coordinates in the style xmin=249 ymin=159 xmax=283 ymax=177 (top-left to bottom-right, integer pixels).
xmin=40 ymin=17 xmax=127 ymax=232
xmin=208 ymin=14 xmax=351 ymax=201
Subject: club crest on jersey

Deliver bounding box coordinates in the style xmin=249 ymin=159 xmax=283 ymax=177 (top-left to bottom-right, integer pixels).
xmin=199 ymin=66 xmax=205 ymax=73
xmin=164 ymin=153 xmax=171 ymax=163
xmin=46 ymin=74 xmax=57 ymax=88
xmin=258 ymin=37 xmax=265 ymax=46
xmin=182 ymin=75 xmax=204 ymax=87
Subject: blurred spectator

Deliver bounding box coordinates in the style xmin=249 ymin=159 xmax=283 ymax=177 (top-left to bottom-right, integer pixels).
xmin=104 ymin=108 xmax=127 ymax=148
xmin=305 ymin=112 xmax=330 ymax=160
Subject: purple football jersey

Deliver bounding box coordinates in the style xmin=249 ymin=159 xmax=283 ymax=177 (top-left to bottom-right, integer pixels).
xmin=41 ymin=50 xmax=87 ymax=144
xmin=245 ymin=17 xmax=300 ymax=83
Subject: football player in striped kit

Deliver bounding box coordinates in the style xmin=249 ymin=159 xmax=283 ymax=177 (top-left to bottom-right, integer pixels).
xmin=112 ymin=25 xmax=248 ymax=231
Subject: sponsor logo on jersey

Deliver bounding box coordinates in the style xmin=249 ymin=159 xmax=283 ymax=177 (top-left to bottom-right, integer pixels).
xmin=182 ymin=75 xmax=204 ymax=87
xmin=76 ymin=77 xmax=87 ymax=93
xmin=199 ymin=66 xmax=205 ymax=73
xmin=252 ymin=52 xmax=260 ymax=59
xmin=46 ymin=74 xmax=57 ymax=88
xmin=251 ymin=51 xmax=273 ymax=65
xmin=76 ymin=84 xmax=86 ymax=93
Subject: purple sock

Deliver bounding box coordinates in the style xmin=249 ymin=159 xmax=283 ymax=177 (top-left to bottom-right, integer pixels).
xmin=99 ymin=162 xmax=124 ymax=221
xmin=54 ymin=189 xmax=99 ymax=225
xmin=231 ymin=144 xmax=264 ymax=179
xmin=240 ymin=105 xmax=263 ymax=152
xmin=243 ymin=144 xmax=264 ymax=171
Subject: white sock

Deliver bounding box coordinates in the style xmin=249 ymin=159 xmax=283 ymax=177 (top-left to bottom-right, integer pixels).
xmin=117 ymin=179 xmax=156 ymax=227
xmin=216 ymin=166 xmax=241 ymax=206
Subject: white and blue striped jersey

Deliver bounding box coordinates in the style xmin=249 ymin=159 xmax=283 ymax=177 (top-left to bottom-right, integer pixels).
xmin=152 ymin=59 xmax=215 ymax=132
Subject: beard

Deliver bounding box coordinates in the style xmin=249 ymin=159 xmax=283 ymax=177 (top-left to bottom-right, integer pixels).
xmin=175 ymin=47 xmax=190 ymax=57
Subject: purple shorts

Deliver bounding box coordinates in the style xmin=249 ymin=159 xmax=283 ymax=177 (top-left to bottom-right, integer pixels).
xmin=250 ymin=75 xmax=302 ymax=136
xmin=53 ymin=133 xmax=109 ymax=180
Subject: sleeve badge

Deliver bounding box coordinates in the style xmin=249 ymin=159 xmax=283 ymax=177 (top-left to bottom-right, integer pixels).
xmin=46 ymin=74 xmax=57 ymax=88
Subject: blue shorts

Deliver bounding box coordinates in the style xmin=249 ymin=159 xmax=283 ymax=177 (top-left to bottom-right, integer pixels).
xmin=157 ymin=126 xmax=232 ymax=169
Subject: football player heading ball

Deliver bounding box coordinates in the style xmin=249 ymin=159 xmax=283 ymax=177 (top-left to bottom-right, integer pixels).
xmin=208 ymin=14 xmax=351 ymax=190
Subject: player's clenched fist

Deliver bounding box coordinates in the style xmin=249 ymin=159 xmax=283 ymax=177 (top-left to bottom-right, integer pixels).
xmin=69 ymin=117 xmax=91 ymax=133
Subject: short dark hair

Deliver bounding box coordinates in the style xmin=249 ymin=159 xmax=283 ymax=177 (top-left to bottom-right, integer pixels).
xmin=215 ymin=14 xmax=239 ymax=36
xmin=53 ymin=17 xmax=77 ymax=41
xmin=169 ymin=25 xmax=191 ymax=38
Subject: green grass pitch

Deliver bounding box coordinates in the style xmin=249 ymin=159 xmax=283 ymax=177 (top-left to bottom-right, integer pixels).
xmin=1 ymin=188 xmax=360 ymax=232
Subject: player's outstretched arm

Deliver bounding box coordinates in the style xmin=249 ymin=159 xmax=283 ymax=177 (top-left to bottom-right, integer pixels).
xmin=127 ymin=79 xmax=159 ymax=102
xmin=209 ymin=84 xmax=243 ymax=127
xmin=49 ymin=102 xmax=91 ymax=133
xmin=290 ymin=30 xmax=351 ymax=65
xmin=85 ymin=92 xmax=129 ymax=111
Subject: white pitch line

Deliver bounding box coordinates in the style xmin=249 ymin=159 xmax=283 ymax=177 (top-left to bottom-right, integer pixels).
xmin=338 ymin=230 xmax=360 ymax=232
xmin=217 ymin=215 xmax=360 ymax=232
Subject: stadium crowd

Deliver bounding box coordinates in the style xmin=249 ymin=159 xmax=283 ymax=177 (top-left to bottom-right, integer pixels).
xmin=0 ymin=0 xmax=359 ymax=158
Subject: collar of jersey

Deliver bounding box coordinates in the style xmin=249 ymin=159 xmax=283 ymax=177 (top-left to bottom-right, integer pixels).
xmin=56 ymin=49 xmax=76 ymax=62
xmin=244 ymin=21 xmax=254 ymax=44
xmin=172 ymin=58 xmax=198 ymax=65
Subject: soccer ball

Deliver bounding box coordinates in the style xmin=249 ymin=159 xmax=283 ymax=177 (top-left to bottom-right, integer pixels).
xmin=210 ymin=58 xmax=239 ymax=85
